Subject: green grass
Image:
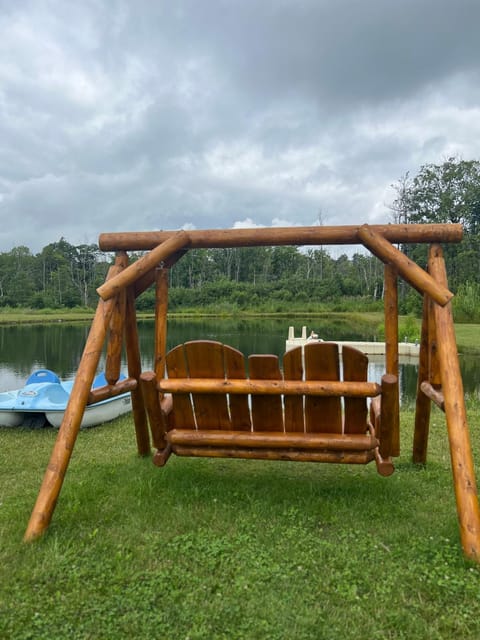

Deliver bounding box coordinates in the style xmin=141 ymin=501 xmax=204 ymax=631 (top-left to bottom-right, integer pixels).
xmin=454 ymin=323 xmax=480 ymax=354
xmin=1 ymin=404 xmax=480 ymax=639
xmin=0 ymin=307 xmax=95 ymax=325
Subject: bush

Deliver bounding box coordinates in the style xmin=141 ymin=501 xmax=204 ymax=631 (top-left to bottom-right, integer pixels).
xmin=453 ymin=281 xmax=480 ymax=322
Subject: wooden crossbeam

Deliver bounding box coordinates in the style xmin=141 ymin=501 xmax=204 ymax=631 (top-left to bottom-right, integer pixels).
xmin=98 ymin=223 xmax=463 ymax=251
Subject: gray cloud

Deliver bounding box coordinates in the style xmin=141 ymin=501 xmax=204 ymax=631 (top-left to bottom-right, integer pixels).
xmin=1 ymin=0 xmax=480 ymax=252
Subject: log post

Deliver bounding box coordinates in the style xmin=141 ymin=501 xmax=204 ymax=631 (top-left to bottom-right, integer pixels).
xmin=428 ymin=293 xmax=442 ymax=388
xmin=24 ymin=256 xmax=127 ymax=542
xmin=384 ymin=263 xmax=400 ymax=456
xmin=378 ymin=374 xmax=398 ymax=459
xmin=140 ymin=370 xmax=167 ymax=449
xmin=155 ymin=267 xmax=169 ymax=380
xmin=413 ymin=292 xmax=432 ymax=464
xmin=429 ymin=244 xmax=480 ymax=562
xmin=125 ymin=285 xmax=150 ymax=455
xmin=384 ymin=264 xmax=399 ymax=378
xmin=105 ymin=252 xmax=127 ymax=386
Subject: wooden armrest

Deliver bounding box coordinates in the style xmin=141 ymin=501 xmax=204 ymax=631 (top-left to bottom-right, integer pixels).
xmin=158 ymin=378 xmax=381 ymax=397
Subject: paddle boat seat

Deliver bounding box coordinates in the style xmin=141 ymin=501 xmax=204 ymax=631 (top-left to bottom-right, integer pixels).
xmin=152 ymin=340 xmax=398 ymax=476
xmin=25 ymin=369 xmax=61 ymax=385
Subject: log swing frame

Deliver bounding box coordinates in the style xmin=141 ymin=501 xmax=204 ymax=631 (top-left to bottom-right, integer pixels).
xmin=23 ymin=222 xmax=480 ymax=563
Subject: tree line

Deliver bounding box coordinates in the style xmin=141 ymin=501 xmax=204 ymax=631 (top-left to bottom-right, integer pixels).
xmin=0 ymin=239 xmax=387 ymax=311
xmin=1 ymin=158 xmax=479 ymax=320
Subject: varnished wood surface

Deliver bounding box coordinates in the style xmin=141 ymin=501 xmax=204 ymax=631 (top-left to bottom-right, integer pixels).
xmin=158 ymin=378 xmax=381 ymax=397
xmin=429 ymin=244 xmax=480 ymax=561
xmin=186 ymin=341 xmax=231 ymax=430
xmin=167 ymin=429 xmax=378 ymax=451
xmin=97 ymin=231 xmax=190 ymax=300
xmin=24 ymin=256 xmax=127 ymax=542
xmin=413 ymin=293 xmax=433 ymax=464
xmin=343 ymin=346 xmax=368 ymax=434
xmin=98 ymin=223 xmax=463 ymax=251
xmin=304 ymin=343 xmax=341 ymax=433
xmin=249 ymin=354 xmax=283 ymax=431
xmin=171 ymin=445 xmax=376 ymax=465
xmin=283 ymin=347 xmax=305 ymax=432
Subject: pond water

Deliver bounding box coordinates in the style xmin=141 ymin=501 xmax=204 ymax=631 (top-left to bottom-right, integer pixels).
xmin=0 ymin=318 xmax=479 ymax=404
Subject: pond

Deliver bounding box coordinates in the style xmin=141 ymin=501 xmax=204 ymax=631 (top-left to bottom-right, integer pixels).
xmin=0 ymin=317 xmax=479 ymax=404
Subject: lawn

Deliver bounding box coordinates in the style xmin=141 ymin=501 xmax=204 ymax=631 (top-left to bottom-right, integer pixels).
xmin=1 ymin=404 xmax=480 ymax=639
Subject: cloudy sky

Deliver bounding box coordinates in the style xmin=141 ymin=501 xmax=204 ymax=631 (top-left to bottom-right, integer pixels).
xmin=1 ymin=0 xmax=480 ymax=254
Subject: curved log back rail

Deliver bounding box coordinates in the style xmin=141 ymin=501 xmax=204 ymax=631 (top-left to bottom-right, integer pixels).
xmin=24 ymin=222 xmax=480 ymax=563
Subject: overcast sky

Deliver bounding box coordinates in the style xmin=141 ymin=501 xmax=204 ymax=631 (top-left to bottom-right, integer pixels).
xmin=1 ymin=0 xmax=480 ymax=254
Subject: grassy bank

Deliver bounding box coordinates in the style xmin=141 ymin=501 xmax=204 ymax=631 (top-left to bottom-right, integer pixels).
xmin=0 ymin=307 xmax=95 ymax=325
xmin=1 ymin=403 xmax=480 ymax=639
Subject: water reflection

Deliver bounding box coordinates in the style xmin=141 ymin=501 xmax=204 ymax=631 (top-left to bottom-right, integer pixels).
xmin=0 ymin=319 xmax=478 ymax=404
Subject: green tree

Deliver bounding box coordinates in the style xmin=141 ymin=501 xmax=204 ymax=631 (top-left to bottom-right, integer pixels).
xmin=0 ymin=246 xmax=36 ymax=306
xmin=390 ymin=158 xmax=480 ymax=291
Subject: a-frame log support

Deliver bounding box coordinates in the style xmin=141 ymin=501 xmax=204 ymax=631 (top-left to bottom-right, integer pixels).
xmin=23 ymin=223 xmax=480 ymax=562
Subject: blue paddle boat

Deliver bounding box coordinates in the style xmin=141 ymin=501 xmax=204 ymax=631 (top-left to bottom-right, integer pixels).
xmin=0 ymin=369 xmax=132 ymax=428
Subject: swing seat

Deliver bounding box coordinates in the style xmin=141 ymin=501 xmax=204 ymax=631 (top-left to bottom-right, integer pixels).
xmin=154 ymin=340 xmax=397 ymax=476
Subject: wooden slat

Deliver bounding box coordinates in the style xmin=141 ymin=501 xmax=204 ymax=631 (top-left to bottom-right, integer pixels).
xmin=304 ymin=343 xmax=342 ymax=433
xmin=185 ymin=341 xmax=231 ymax=429
xmin=224 ymin=344 xmax=251 ymax=431
xmin=165 ymin=344 xmax=195 ymax=429
xmin=283 ymin=347 xmax=304 ymax=432
xmin=343 ymin=346 xmax=368 ymax=434
xmin=248 ymin=354 xmax=283 ymax=431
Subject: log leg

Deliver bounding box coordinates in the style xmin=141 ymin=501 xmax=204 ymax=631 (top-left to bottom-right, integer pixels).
xmin=430 ymin=244 xmax=480 ymax=562
xmin=24 ymin=297 xmax=115 ymax=541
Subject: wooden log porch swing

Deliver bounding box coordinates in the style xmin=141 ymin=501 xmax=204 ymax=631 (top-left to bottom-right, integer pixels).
xmin=24 ymin=223 xmax=480 ymax=562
